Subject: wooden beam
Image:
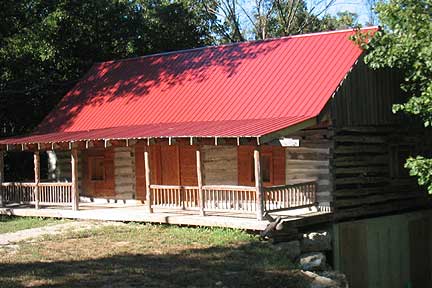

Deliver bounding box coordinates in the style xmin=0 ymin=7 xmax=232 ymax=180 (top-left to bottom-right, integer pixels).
xmin=254 ymin=148 xmax=264 ymax=221
xmin=0 ymin=151 xmax=4 ymax=207
xmin=34 ymin=152 xmax=40 ymax=209
xmin=144 ymin=147 xmax=153 ymax=213
xmin=196 ymin=147 xmax=205 ymax=216
xmin=71 ymin=148 xmax=79 ymax=211
xmin=260 ymin=117 xmax=317 ymax=143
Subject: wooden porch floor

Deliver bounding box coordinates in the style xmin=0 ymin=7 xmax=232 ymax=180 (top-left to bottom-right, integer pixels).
xmin=0 ymin=202 xmax=331 ymax=231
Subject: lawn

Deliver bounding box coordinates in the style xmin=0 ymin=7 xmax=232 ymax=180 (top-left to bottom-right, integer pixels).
xmin=0 ymin=216 xmax=62 ymax=234
xmin=0 ymin=221 xmax=310 ymax=288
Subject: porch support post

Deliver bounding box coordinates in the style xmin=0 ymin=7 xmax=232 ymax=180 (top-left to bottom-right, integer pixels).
xmin=254 ymin=148 xmax=264 ymax=221
xmin=0 ymin=151 xmax=4 ymax=207
xmin=144 ymin=147 xmax=153 ymax=213
xmin=196 ymin=147 xmax=205 ymax=216
xmin=33 ymin=151 xmax=40 ymax=209
xmin=71 ymin=148 xmax=79 ymax=211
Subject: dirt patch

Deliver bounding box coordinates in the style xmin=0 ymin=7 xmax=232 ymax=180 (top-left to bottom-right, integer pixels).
xmin=0 ymin=220 xmax=124 ymax=246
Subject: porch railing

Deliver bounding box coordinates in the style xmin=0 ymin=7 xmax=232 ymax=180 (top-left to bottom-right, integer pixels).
xmin=203 ymin=185 xmax=257 ymax=212
xmin=149 ymin=181 xmax=316 ymax=214
xmin=0 ymin=181 xmax=317 ymax=215
xmin=263 ymin=181 xmax=317 ymax=213
xmin=151 ymin=185 xmax=199 ymax=209
xmin=0 ymin=182 xmax=73 ymax=205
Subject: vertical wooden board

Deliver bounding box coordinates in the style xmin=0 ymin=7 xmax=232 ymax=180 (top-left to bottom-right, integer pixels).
xmin=409 ymin=217 xmax=432 ymax=287
xmin=150 ymin=145 xmax=161 ymax=184
xmin=272 ymin=147 xmax=286 ymax=185
xmin=160 ymin=145 xmax=180 ymax=185
xmin=102 ymin=149 xmax=115 ymax=196
xmin=81 ymin=150 xmax=90 ymax=195
xmin=135 ymin=145 xmax=145 ymax=200
xmin=338 ymin=222 xmax=369 ymax=288
xmin=237 ymin=146 xmax=254 ymax=186
xmin=179 ymin=145 xmax=197 ymax=186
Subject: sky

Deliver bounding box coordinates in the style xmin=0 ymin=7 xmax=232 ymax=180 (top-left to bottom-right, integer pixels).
xmin=315 ymin=0 xmax=374 ymax=25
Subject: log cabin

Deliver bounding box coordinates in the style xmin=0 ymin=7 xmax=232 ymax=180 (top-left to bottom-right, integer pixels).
xmin=0 ymin=27 xmax=431 ymax=227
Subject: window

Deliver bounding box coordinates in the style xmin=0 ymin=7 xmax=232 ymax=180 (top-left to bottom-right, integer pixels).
xmin=251 ymin=153 xmax=272 ymax=183
xmin=89 ymin=157 xmax=105 ymax=181
xmin=389 ymin=145 xmax=414 ymax=179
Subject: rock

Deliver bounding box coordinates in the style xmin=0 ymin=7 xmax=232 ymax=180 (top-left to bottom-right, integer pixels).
xmin=299 ymin=252 xmax=327 ymax=271
xmin=301 ymin=231 xmax=332 ymax=253
xmin=302 ymin=271 xmax=340 ymax=288
xmin=318 ymin=271 xmax=349 ymax=288
xmin=271 ymin=240 xmax=301 ymax=261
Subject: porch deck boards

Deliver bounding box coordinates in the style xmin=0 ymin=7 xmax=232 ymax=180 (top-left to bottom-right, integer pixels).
xmin=0 ymin=203 xmax=331 ymax=231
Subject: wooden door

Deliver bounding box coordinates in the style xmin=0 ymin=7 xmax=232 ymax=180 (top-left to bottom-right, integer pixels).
xmin=179 ymin=146 xmax=197 ymax=186
xmin=160 ymin=145 xmax=180 ymax=185
xmin=82 ymin=148 xmax=115 ymax=197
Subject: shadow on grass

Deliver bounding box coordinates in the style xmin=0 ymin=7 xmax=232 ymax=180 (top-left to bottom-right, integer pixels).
xmin=0 ymin=242 xmax=308 ymax=288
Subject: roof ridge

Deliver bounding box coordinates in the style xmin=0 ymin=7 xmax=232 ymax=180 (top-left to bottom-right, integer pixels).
xmin=97 ymin=26 xmax=378 ymax=65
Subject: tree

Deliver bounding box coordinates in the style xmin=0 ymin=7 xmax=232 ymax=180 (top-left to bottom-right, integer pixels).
xmin=0 ymin=0 xmax=217 ymax=137
xmin=362 ymin=0 xmax=432 ymax=193
xmin=202 ymin=0 xmax=359 ymax=42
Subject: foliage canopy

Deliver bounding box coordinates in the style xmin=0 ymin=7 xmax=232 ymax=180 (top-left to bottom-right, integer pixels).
xmin=364 ymin=0 xmax=432 ymax=193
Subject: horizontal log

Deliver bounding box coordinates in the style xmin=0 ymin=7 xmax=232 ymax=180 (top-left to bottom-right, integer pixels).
xmin=335 ymin=126 xmax=396 ymax=134
xmin=333 ymin=166 xmax=388 ymax=175
xmin=333 ymin=145 xmax=387 ymax=154
xmin=334 ymin=176 xmax=389 ymax=185
xmin=334 ymin=197 xmax=431 ymax=220
xmin=333 ymin=191 xmax=424 ymax=209
xmin=332 ymin=155 xmax=388 ymax=167
xmin=334 ymin=135 xmax=387 ymax=144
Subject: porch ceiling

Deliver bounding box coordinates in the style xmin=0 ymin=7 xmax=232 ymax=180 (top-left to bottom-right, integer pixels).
xmin=0 ymin=116 xmax=313 ymax=146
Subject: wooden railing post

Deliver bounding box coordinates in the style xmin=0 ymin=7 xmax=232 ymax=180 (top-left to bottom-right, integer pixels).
xmin=144 ymin=147 xmax=153 ymax=213
xmin=0 ymin=151 xmax=4 ymax=207
xmin=34 ymin=151 xmax=40 ymax=209
xmin=71 ymin=148 xmax=79 ymax=211
xmin=254 ymin=148 xmax=264 ymax=221
xmin=196 ymin=147 xmax=205 ymax=216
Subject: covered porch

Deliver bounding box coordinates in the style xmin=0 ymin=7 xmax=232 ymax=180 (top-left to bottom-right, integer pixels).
xmin=0 ymin=116 xmax=329 ymax=228
xmin=0 ymin=139 xmax=319 ymax=224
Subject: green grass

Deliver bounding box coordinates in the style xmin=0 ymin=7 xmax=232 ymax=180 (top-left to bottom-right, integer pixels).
xmin=0 ymin=216 xmax=63 ymax=234
xmin=0 ymin=222 xmax=309 ymax=288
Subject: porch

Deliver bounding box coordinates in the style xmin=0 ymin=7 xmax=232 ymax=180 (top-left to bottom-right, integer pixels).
xmin=0 ymin=193 xmax=326 ymax=231
xmin=0 ymin=180 xmax=318 ymax=227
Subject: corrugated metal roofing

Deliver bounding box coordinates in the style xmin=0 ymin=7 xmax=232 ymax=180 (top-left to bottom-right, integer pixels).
xmin=1 ymin=27 xmax=377 ymax=145
xmin=0 ymin=117 xmax=311 ymax=145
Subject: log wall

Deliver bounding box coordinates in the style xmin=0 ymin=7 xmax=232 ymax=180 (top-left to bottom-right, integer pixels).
xmin=114 ymin=147 xmax=136 ymax=199
xmin=285 ymin=127 xmax=332 ymax=211
xmin=331 ymin=127 xmax=431 ymax=220
xmin=202 ymin=145 xmax=238 ymax=185
xmin=330 ymin=59 xmax=432 ymax=220
xmin=47 ymin=150 xmax=71 ymax=181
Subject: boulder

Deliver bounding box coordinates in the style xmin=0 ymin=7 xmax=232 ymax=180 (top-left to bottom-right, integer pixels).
xmin=301 ymin=231 xmax=332 ymax=253
xmin=299 ymin=252 xmax=327 ymax=271
xmin=271 ymin=240 xmax=301 ymax=261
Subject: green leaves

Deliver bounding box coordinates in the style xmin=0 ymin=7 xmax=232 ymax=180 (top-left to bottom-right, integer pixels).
xmin=364 ymin=0 xmax=432 ymax=193
xmin=0 ymin=0 xmax=217 ymax=137
xmin=405 ymin=156 xmax=432 ymax=194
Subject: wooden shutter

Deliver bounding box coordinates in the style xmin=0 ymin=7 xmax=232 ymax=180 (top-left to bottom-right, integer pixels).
xmin=135 ymin=144 xmax=145 ymax=200
xmin=179 ymin=145 xmax=197 ymax=186
xmin=272 ymin=147 xmax=286 ymax=185
xmin=238 ymin=146 xmax=254 ymax=186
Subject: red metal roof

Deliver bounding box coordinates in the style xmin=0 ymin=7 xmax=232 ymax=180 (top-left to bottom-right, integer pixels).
xmin=1 ymin=27 xmax=377 ymax=145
